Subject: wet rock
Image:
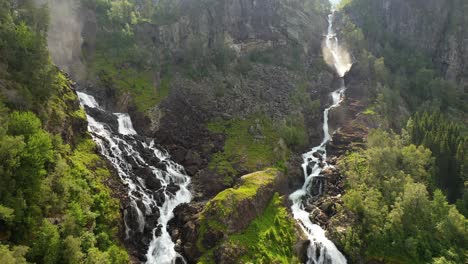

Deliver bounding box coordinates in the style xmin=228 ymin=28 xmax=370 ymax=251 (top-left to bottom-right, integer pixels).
xmin=168 ymin=203 xmax=204 ymax=263
xmin=85 ymin=106 xmax=119 ymax=132
xmin=166 ymin=183 xmax=181 ymax=195
xmin=319 ymin=201 xmax=336 ymax=216
xmin=309 ymin=208 xmax=329 ymax=226
xmin=145 ymin=175 xmax=162 ymax=190
xmin=153 ymin=161 xmax=166 ymax=171
xmin=154 ymin=224 xmax=163 ymax=237
xmin=192 ymin=168 xmax=232 ymax=199
xmin=327 ymin=156 xmax=338 ymax=165
xmin=153 ymin=189 xmax=166 ymax=206
xmin=170 ymin=146 xmax=187 ymax=164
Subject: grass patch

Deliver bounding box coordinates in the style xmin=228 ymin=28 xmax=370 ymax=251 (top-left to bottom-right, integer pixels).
xmin=92 ymin=54 xmax=163 ymax=112
xmin=228 ymin=193 xmax=300 ymax=263
xmin=207 ymin=116 xmax=289 ymax=172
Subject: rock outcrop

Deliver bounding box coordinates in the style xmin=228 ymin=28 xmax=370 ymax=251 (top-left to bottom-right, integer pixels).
xmin=168 ymin=168 xmax=307 ymax=263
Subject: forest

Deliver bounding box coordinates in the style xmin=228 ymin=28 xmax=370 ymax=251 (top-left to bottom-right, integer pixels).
xmin=0 ymin=1 xmax=128 ymax=263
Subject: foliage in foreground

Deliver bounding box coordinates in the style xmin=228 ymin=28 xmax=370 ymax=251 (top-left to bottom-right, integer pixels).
xmin=337 ymin=130 xmax=467 ymax=264
xmin=0 ymin=110 xmax=129 ymax=264
xmin=0 ymin=1 xmax=129 ymax=262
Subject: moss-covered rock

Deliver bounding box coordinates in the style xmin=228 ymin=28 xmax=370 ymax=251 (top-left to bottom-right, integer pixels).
xmin=199 ymin=169 xmax=280 ymax=236
xmin=197 ymin=192 xmax=305 ymax=264
xmin=187 ymin=168 xmax=306 ymax=263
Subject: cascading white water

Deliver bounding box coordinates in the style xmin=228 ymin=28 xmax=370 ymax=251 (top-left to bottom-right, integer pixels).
xmin=289 ymin=7 xmax=351 ymax=264
xmin=77 ymin=91 xmax=100 ymax=108
xmin=115 ymin=113 xmax=138 ymax=135
xmin=77 ymin=92 xmax=191 ymax=264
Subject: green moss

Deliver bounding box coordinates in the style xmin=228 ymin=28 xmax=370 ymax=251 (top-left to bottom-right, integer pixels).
xmin=363 ymin=107 xmax=377 ymax=115
xmin=207 ymin=116 xmax=289 ymax=172
xmin=71 ymin=108 xmax=87 ymax=120
xmin=197 ymin=250 xmax=215 ymax=264
xmin=228 ymin=193 xmax=300 ymax=263
xmin=197 ymin=193 xmax=300 ymax=264
xmin=91 ymin=52 xmax=170 ymax=112
xmin=197 ymin=169 xmax=279 ymax=252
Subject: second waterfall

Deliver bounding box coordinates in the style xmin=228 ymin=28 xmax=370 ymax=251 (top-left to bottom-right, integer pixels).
xmin=289 ymin=8 xmax=351 ymax=264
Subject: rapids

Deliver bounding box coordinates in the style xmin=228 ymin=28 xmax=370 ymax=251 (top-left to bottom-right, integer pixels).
xmin=77 ymin=92 xmax=191 ymax=264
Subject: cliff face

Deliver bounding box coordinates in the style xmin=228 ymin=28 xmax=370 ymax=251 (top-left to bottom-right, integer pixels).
xmin=119 ymin=0 xmax=337 ymax=200
xmin=344 ymin=0 xmax=468 ymax=86
xmin=75 ymin=0 xmax=355 ymax=261
xmin=136 ymin=0 xmax=329 ymax=55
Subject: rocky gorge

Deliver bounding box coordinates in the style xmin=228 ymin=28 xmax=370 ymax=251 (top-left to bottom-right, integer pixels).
xmin=26 ymin=0 xmax=467 ymax=263
xmin=1 ymin=0 xmax=466 ymax=263
xmin=68 ymin=0 xmax=365 ymax=262
xmin=76 ymin=0 xmax=371 ymax=261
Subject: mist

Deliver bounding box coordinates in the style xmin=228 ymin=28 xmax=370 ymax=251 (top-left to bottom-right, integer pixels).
xmin=322 ymin=41 xmax=352 ymax=77
xmin=34 ymin=0 xmax=85 ymax=80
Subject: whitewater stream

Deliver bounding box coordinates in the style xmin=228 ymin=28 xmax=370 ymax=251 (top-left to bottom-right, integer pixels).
xmin=289 ymin=8 xmax=351 ymax=264
xmin=77 ymin=92 xmax=191 ymax=264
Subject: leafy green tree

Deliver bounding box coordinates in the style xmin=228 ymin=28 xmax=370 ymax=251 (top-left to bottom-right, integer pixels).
xmin=0 ymin=244 xmax=28 ymax=264
xmin=29 ymin=220 xmax=61 ymax=264
xmin=62 ymin=236 xmax=84 ymax=264
xmin=339 ymin=129 xmax=467 ymax=263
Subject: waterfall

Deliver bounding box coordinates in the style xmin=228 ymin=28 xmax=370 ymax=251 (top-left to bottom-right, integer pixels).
xmin=115 ymin=113 xmax=138 ymax=135
xmin=77 ymin=92 xmax=191 ymax=264
xmin=289 ymin=8 xmax=351 ymax=264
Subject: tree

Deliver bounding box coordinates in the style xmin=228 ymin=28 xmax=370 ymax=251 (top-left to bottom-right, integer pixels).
xmin=29 ymin=220 xmax=61 ymax=264
xmin=62 ymin=236 xmax=84 ymax=264
xmin=339 ymin=129 xmax=467 ymax=263
xmin=0 ymin=244 xmax=28 ymax=264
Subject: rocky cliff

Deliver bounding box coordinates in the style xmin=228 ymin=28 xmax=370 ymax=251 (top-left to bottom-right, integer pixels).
xmin=343 ymin=0 xmax=468 ymax=87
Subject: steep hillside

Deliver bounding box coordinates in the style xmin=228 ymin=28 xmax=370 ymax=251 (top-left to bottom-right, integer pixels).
xmin=0 ymin=1 xmax=129 ymax=262
xmin=342 ymin=0 xmax=468 ymax=87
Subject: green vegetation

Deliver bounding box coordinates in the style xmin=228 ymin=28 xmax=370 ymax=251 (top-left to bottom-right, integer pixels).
xmin=207 ymin=117 xmax=290 ymax=179
xmin=0 ymin=111 xmax=129 ymax=264
xmin=197 ymin=169 xmax=279 ymax=251
xmin=204 ymin=169 xmax=278 ymax=220
xmin=197 ymin=168 xmax=300 ymax=263
xmin=0 ymin=1 xmax=128 ymax=262
xmin=339 ymin=3 xmax=465 ymax=129
xmin=337 ymin=130 xmax=467 ymax=263
xmin=227 ymin=193 xmax=300 ymax=263
xmin=206 ymin=110 xmax=314 ymax=187
xmin=248 ymin=44 xmax=305 ymax=72
xmin=0 ymin=0 xmax=58 ymax=110
xmin=91 ymin=52 xmax=164 ymax=112
xmin=407 ymin=112 xmax=467 ymax=210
